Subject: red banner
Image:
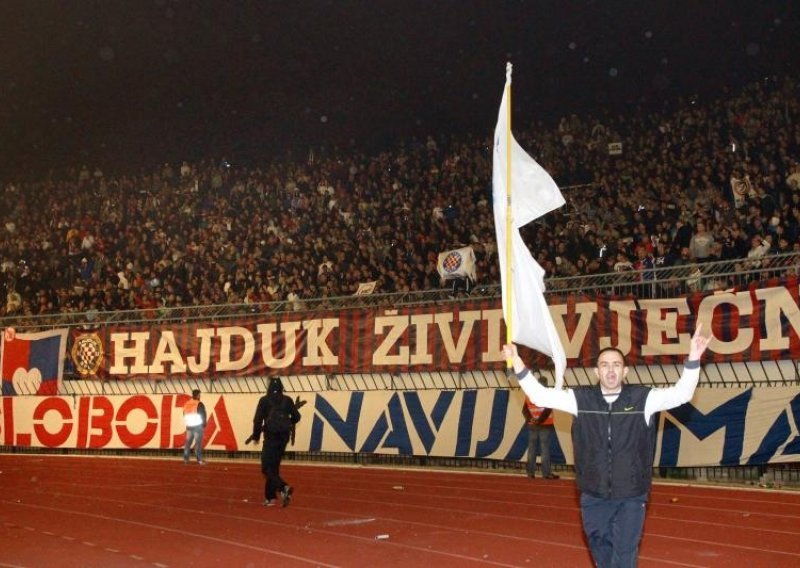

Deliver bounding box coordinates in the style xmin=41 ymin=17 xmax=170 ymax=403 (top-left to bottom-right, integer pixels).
xmin=67 ymin=277 xmax=800 ymax=379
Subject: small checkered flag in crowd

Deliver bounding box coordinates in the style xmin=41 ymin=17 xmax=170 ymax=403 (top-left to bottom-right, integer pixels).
xmin=730 ymin=174 xmax=755 ymax=209
xmin=437 ymin=246 xmax=476 ymax=281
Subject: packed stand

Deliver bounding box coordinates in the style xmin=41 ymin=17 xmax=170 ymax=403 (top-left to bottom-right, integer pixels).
xmin=1 ymin=76 xmax=799 ymax=317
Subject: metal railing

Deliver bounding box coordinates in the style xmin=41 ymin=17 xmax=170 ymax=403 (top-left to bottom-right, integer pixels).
xmin=2 ymin=252 xmax=798 ymax=330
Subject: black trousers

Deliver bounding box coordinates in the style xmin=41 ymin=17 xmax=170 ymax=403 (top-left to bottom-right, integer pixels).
xmin=261 ymin=431 xmax=290 ymax=500
xmin=580 ymin=492 xmax=648 ymax=568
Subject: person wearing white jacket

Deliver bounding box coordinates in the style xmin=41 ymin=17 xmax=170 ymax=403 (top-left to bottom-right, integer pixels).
xmin=503 ymin=325 xmax=711 ymax=568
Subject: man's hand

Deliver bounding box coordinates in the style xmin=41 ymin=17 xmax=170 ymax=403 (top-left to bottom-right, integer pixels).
xmin=244 ymin=434 xmax=259 ymax=445
xmin=689 ymin=323 xmax=712 ymax=361
xmin=501 ymin=344 xmax=525 ymax=374
xmin=501 ymin=344 xmax=518 ymax=359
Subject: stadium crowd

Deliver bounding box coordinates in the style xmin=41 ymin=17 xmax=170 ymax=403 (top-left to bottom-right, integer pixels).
xmin=1 ymin=76 xmax=799 ymax=316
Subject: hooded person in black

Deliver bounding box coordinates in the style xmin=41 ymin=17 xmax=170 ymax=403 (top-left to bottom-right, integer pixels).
xmin=248 ymin=377 xmax=302 ymax=507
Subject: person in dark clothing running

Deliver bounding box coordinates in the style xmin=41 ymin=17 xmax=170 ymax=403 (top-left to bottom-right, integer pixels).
xmin=247 ymin=377 xmax=302 ymax=507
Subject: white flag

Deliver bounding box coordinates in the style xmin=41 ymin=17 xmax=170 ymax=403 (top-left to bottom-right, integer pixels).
xmin=437 ymin=246 xmax=476 ymax=282
xmin=492 ymin=65 xmax=567 ymax=388
xmin=730 ymin=174 xmax=753 ymax=209
xmin=354 ymin=281 xmax=377 ymax=295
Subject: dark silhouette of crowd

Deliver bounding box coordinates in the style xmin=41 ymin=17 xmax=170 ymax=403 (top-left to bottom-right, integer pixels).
xmin=1 ymin=76 xmax=799 ymax=317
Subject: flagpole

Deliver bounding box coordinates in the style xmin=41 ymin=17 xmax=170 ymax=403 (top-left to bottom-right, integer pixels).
xmin=504 ymin=62 xmax=513 ymax=368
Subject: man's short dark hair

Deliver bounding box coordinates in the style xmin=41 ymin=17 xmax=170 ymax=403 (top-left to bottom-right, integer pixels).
xmin=596 ymin=346 xmax=626 ymax=365
xmin=192 ymin=389 xmax=201 ymax=398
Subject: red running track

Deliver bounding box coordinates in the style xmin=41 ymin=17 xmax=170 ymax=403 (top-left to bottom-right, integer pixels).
xmin=0 ymin=455 xmax=798 ymax=567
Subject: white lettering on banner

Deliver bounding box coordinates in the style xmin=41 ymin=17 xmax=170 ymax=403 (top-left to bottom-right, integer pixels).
xmin=554 ymin=302 xmax=596 ymax=355
xmin=217 ymin=326 xmax=255 ymax=372
xmin=374 ymin=311 xmax=491 ymax=365
xmin=187 ymin=328 xmax=215 ymax=373
xmin=409 ymin=314 xmax=434 ymax=365
xmin=697 ymin=292 xmax=752 ymax=355
xmin=150 ymin=331 xmax=187 ymax=374
xmin=99 ymin=284 xmax=800 ymax=375
xmin=302 ymin=318 xmax=339 ymax=365
xmin=599 ymin=300 xmax=636 ymax=353
xmin=435 ymin=311 xmax=482 ymax=363
xmin=373 ymin=315 xmax=409 ymax=365
xmin=483 ymin=309 xmax=505 ymax=362
xmin=110 ymin=332 xmax=151 ymax=374
xmin=641 ymin=298 xmax=691 ymax=356
xmin=756 ymin=286 xmax=800 ymax=350
xmin=257 ymin=321 xmax=301 ymax=368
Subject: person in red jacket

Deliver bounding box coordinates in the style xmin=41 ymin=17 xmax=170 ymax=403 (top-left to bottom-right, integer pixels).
xmin=182 ymin=389 xmax=207 ymax=464
xmin=522 ymin=376 xmax=559 ymax=479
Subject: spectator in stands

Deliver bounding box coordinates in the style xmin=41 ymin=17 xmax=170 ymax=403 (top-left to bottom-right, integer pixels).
xmin=746 ymin=234 xmax=772 ymax=268
xmin=0 ymin=74 xmax=798 ymax=316
xmin=503 ymin=325 xmax=711 ymax=568
xmin=613 ymin=252 xmax=633 ymax=273
xmin=718 ymin=227 xmax=743 ymax=261
xmin=689 ymin=221 xmax=715 ymax=261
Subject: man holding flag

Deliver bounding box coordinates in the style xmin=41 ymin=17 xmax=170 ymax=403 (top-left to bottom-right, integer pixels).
xmin=492 ymin=62 xmax=566 ymax=387
xmin=503 ymin=329 xmax=710 ymax=567
xmin=493 ymin=63 xmax=712 ymax=567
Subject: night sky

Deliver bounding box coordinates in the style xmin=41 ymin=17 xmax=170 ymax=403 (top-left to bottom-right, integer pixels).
xmin=0 ymin=1 xmax=796 ymax=179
